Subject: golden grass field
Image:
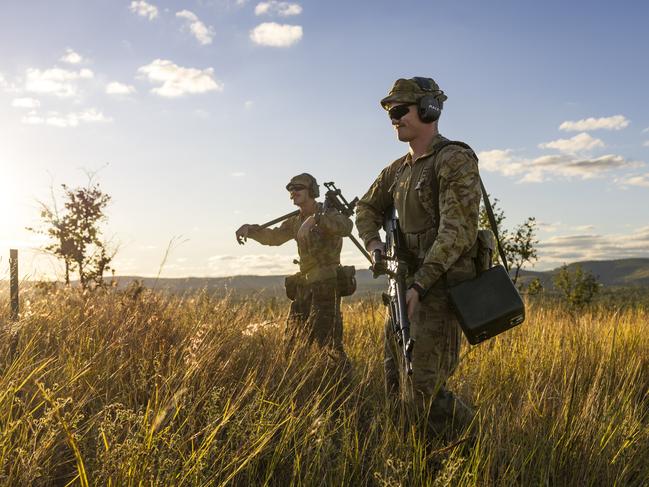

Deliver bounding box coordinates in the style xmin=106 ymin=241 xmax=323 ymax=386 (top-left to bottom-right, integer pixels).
xmin=0 ymin=286 xmax=648 ymax=486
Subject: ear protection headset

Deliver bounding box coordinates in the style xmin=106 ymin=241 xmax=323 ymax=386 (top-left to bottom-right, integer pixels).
xmin=303 ymin=173 xmax=320 ymax=198
xmin=309 ymin=176 xmax=320 ymax=198
xmin=412 ymin=77 xmax=444 ymax=123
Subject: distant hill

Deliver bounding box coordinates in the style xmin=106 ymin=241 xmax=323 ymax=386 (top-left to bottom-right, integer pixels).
xmin=517 ymin=258 xmax=649 ymax=289
xmin=107 ymin=258 xmax=649 ymax=294
xmin=109 ymin=270 xmax=388 ymax=296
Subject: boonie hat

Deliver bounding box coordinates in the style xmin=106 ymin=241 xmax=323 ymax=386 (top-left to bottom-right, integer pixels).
xmin=380 ymin=78 xmax=447 ymax=110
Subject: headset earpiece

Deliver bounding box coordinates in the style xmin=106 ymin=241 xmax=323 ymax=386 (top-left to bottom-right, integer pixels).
xmin=417 ymin=94 xmax=442 ymax=123
xmin=412 ymin=77 xmax=443 ymax=123
xmin=308 ymin=174 xmax=320 ymax=198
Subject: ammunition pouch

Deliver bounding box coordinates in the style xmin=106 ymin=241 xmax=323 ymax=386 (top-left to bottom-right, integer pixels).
xmin=284 ymin=272 xmax=305 ymax=301
xmin=336 ymin=265 xmax=357 ymax=297
xmin=475 ymin=229 xmax=496 ymax=274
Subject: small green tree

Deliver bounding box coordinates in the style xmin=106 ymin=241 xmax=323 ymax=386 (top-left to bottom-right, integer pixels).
xmin=480 ymin=197 xmax=539 ymax=285
xmin=526 ymin=277 xmax=544 ymax=296
xmin=553 ymin=264 xmax=600 ymax=309
xmin=28 ymin=179 xmax=115 ymax=288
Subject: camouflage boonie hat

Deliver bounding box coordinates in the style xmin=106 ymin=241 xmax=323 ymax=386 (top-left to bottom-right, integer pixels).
xmin=286 ymin=173 xmax=320 ymax=197
xmin=380 ymin=78 xmax=447 ymax=110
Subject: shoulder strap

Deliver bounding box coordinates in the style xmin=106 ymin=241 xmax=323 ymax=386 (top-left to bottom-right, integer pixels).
xmin=428 ymin=141 xmax=510 ymax=272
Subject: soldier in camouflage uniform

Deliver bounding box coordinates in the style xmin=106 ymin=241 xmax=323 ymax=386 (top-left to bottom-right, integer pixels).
xmin=356 ymin=78 xmax=480 ymax=438
xmin=236 ymin=173 xmax=353 ymax=354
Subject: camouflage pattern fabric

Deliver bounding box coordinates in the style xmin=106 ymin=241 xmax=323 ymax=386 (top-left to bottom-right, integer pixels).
xmin=248 ymin=203 xmax=352 ymax=281
xmin=383 ymin=287 xmax=474 ymax=436
xmin=287 ymin=277 xmax=344 ymax=352
xmin=248 ymin=203 xmax=352 ymax=356
xmin=356 ymin=134 xmax=481 ymax=290
xmin=380 ymin=78 xmax=448 ymax=110
xmin=356 ymin=133 xmax=481 ymax=437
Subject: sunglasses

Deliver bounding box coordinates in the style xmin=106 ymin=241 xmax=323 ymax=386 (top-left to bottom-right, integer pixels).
xmin=288 ymin=184 xmax=307 ymax=192
xmin=388 ymin=103 xmax=413 ymax=120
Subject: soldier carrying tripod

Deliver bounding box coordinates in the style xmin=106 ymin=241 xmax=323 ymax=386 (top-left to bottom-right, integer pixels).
xmin=235 ymin=174 xmax=355 ymax=357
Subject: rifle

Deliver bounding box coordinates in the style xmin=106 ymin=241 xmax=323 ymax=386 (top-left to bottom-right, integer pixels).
xmin=236 ymin=210 xmax=299 ymax=244
xmin=322 ymin=182 xmax=372 ymax=263
xmin=372 ymin=207 xmax=414 ymax=375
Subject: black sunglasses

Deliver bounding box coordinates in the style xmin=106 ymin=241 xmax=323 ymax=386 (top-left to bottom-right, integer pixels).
xmin=388 ymin=103 xmax=413 ymax=120
xmin=288 ymin=184 xmax=307 ymax=192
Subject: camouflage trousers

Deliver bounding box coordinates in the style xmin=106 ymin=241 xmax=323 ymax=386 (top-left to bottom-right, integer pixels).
xmin=384 ymin=287 xmax=475 ymax=438
xmin=287 ymin=278 xmax=345 ymax=353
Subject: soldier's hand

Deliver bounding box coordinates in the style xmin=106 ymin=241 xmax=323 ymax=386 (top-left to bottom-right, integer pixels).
xmin=368 ymin=239 xmax=386 ymax=277
xmin=297 ymin=216 xmax=316 ymax=243
xmin=236 ymin=224 xmax=251 ymax=245
xmin=367 ymin=239 xmax=385 ymax=256
xmin=406 ymin=287 xmax=420 ymax=321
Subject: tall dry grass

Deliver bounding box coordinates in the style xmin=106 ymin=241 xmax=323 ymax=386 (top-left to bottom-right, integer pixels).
xmin=0 ymin=286 xmax=647 ymax=486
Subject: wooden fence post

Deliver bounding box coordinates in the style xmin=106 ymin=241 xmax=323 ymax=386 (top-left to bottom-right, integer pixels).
xmin=10 ymin=249 xmax=19 ymax=321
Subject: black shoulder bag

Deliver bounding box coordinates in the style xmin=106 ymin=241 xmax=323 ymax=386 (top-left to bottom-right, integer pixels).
xmin=447 ymin=177 xmax=525 ymax=345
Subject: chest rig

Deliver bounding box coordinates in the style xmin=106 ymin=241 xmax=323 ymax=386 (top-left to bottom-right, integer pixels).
xmin=388 ymin=139 xmax=482 ymax=284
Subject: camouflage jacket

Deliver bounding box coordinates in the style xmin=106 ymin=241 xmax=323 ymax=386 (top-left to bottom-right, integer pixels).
xmin=356 ymin=134 xmax=481 ymax=291
xmin=248 ymin=203 xmax=353 ymax=281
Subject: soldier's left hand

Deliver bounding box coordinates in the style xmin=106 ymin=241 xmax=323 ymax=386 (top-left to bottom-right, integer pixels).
xmin=297 ymin=216 xmax=316 ymax=243
xmin=406 ymin=287 xmax=420 ymax=321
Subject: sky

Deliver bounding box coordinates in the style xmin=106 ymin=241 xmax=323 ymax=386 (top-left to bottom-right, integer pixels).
xmin=1 ymin=0 xmax=648 ymax=280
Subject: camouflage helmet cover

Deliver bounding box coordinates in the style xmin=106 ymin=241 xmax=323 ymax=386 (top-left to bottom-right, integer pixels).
xmin=286 ymin=173 xmax=320 ymax=198
xmin=380 ymin=78 xmax=448 ymax=110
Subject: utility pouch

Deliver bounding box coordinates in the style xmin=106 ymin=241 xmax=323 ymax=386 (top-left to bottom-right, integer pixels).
xmin=336 ymin=265 xmax=357 ymax=297
xmin=285 ymin=273 xmax=304 ymax=301
xmin=475 ymin=229 xmax=496 ymax=274
xmin=448 ymin=265 xmax=525 ymax=345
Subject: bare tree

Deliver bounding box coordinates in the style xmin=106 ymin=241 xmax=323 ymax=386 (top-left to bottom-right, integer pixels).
xmin=28 ymin=178 xmax=116 ymax=288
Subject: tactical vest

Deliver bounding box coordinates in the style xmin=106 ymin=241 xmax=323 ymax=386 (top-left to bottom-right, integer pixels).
xmin=391 ymin=140 xmax=495 ymax=286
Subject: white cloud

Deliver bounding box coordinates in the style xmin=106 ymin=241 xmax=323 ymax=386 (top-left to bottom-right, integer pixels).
xmin=255 ymin=1 xmax=302 ymax=16
xmin=641 ymin=127 xmax=649 ymax=134
xmin=574 ymin=225 xmax=595 ymax=232
xmin=537 ymin=226 xmax=649 ymax=269
xmin=130 ymin=0 xmax=158 ymax=20
xmin=137 ymin=59 xmax=223 ymax=97
xmin=60 ymin=49 xmax=83 ymax=65
xmin=176 ymin=10 xmax=215 ymax=45
xmin=106 ymin=82 xmax=136 ymax=95
xmin=643 ymin=140 xmax=649 ymax=147
xmin=559 ymin=115 xmax=629 ymax=132
xmin=24 ymin=67 xmax=94 ymax=98
xmin=537 ymin=221 xmax=562 ymax=234
xmin=478 ymin=149 xmax=643 ymax=183
xmin=538 ymin=132 xmax=605 ymax=154
xmin=244 ymin=100 xmax=254 ymax=109
xmin=250 ymin=22 xmax=303 ymax=47
xmin=21 ymin=108 xmax=113 ymax=128
xmin=12 ymin=97 xmax=40 ymax=108
xmin=231 ymin=172 xmax=246 ymax=177
xmin=476 ymin=149 xmax=526 ymax=177
xmin=0 ymin=72 xmax=6 ymax=88
xmin=616 ymin=173 xmax=649 ymax=188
